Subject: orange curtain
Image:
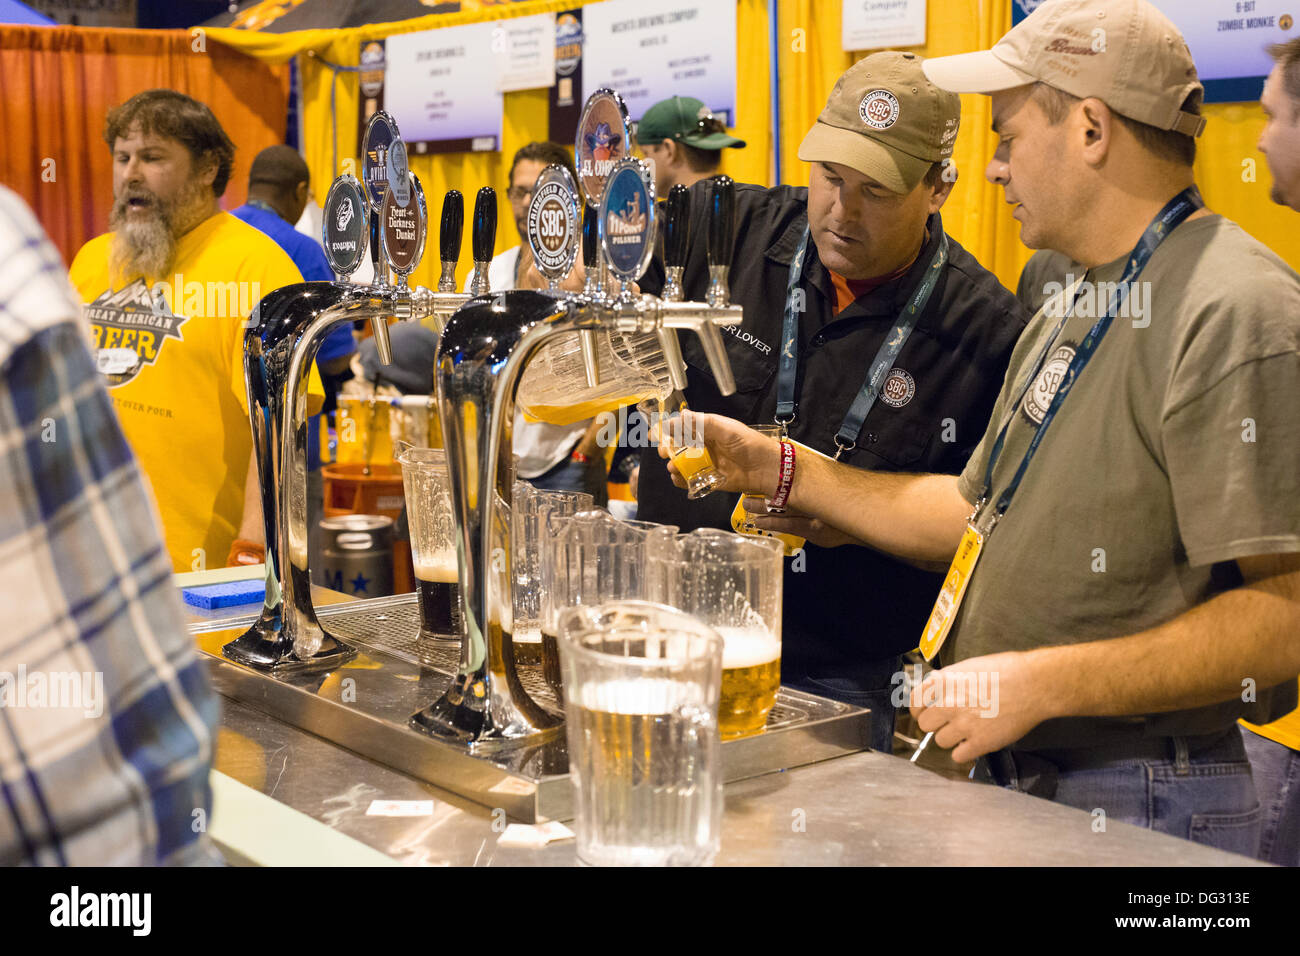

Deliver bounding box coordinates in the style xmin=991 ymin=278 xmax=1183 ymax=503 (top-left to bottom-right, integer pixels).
xmin=0 ymin=26 xmax=290 ymax=267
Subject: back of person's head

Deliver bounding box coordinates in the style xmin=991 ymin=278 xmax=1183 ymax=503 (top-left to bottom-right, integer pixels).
xmin=104 ymin=90 xmax=236 ymax=196
xmin=248 ymin=144 xmax=311 ymax=195
xmin=1268 ymin=36 xmax=1300 ymax=113
xmin=508 ymin=141 xmax=577 ymax=187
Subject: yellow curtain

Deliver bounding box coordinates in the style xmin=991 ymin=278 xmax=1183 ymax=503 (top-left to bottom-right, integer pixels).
xmin=776 ymin=3 xmax=1298 ymax=284
xmin=288 ymin=0 xmax=1297 ymax=292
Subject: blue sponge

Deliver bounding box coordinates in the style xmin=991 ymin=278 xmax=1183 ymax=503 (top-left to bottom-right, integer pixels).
xmin=182 ymin=580 xmax=266 ymax=610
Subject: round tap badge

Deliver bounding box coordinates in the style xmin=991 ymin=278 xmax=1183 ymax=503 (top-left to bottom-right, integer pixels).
xmin=322 ymin=174 xmax=369 ymax=278
xmin=526 ymin=164 xmax=580 ymax=282
xmin=386 ymin=138 xmax=410 ymax=209
xmin=599 ymin=159 xmax=656 ymax=282
xmin=576 ymin=88 xmax=630 ymax=209
xmin=363 ymin=110 xmax=400 ymax=212
xmin=381 ymin=171 xmax=427 ymax=278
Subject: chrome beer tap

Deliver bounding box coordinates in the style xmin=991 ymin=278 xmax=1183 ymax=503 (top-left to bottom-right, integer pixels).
xmin=409 ymin=92 xmax=745 ymax=747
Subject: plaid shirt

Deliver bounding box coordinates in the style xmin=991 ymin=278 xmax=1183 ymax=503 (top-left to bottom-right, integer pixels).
xmin=0 ymin=186 xmax=220 ymax=865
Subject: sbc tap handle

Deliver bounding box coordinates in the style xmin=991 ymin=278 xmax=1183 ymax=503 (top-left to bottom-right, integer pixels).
xmin=440 ymin=190 xmax=464 ymax=265
xmin=663 ymin=184 xmax=690 ymax=270
xmin=706 ymin=176 xmax=734 ymax=270
xmin=582 ymin=203 xmax=599 ymax=270
xmin=472 ymin=187 xmax=497 ymax=263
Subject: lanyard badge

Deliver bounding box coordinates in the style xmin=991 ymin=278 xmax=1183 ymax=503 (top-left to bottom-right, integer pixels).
xmin=915 ymin=186 xmax=1203 ymax=661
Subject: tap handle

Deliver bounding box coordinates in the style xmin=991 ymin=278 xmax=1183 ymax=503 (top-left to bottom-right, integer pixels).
xmin=370 ymin=210 xmax=381 ymax=272
xmin=706 ymin=176 xmax=735 ymax=270
xmin=582 ymin=203 xmax=599 ymax=270
xmin=664 ymin=184 xmax=690 ymax=270
xmin=440 ymin=189 xmax=464 ymax=266
xmin=472 ymin=187 xmax=496 ymax=263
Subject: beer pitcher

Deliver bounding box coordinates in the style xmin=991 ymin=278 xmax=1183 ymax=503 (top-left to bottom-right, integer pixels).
xmin=510 ymin=482 xmax=593 ymax=666
xmin=645 ymin=530 xmax=784 ymax=739
xmin=398 ymin=445 xmax=460 ymax=662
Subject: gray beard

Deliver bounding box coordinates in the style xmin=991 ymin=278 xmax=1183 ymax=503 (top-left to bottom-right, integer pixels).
xmin=108 ymin=180 xmax=206 ymax=281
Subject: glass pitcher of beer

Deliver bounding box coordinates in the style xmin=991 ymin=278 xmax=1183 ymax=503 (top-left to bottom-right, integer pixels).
xmin=558 ymin=600 xmax=724 ymax=867
xmin=515 ymin=330 xmax=672 ymax=427
xmin=397 ymin=445 xmax=460 ymax=661
xmin=540 ymin=510 xmax=677 ymax=703
xmin=511 ymin=482 xmax=593 ymax=666
xmin=646 ymin=530 xmax=784 ymax=739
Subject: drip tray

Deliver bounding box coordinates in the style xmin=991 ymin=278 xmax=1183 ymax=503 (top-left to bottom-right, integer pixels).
xmin=193 ymin=593 xmax=872 ymax=822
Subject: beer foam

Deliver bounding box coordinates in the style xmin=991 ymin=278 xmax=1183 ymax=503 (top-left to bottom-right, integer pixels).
xmin=515 ymin=625 xmax=542 ymax=643
xmin=574 ymin=678 xmax=697 ymax=715
xmin=715 ymin=627 xmax=780 ymax=670
xmin=414 ymin=559 xmax=458 ymax=584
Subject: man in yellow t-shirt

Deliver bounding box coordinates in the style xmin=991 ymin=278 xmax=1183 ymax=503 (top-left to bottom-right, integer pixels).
xmin=70 ymin=89 xmax=321 ymax=572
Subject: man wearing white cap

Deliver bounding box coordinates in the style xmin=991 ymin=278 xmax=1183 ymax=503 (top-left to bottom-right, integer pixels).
xmin=669 ymin=0 xmax=1300 ymax=852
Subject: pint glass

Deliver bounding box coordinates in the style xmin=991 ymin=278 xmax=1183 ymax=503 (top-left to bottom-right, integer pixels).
xmin=398 ymin=446 xmax=460 ymax=659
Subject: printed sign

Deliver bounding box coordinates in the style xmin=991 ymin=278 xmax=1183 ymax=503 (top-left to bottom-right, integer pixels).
xmin=494 ymin=12 xmax=558 ymax=92
xmin=581 ymin=0 xmax=737 ymax=123
xmin=843 ymin=0 xmax=927 ymax=51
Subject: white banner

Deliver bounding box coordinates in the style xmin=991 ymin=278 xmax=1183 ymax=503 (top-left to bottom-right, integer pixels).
xmin=385 ymin=21 xmax=504 ymax=154
xmin=493 ymin=12 xmax=557 ymax=93
xmin=581 ymin=0 xmax=737 ymax=124
xmin=843 ymin=0 xmax=927 ymax=52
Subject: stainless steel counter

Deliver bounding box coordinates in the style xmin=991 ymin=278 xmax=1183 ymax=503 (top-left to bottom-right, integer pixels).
xmin=213 ymin=696 xmax=1260 ymax=867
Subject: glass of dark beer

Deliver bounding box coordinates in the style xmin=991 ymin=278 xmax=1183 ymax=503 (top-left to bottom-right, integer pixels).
xmin=398 ymin=446 xmax=459 ymax=660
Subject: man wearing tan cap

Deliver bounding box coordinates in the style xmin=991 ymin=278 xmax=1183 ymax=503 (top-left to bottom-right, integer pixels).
xmin=668 ymin=0 xmax=1300 ymax=853
xmin=637 ymin=51 xmax=1029 ymax=753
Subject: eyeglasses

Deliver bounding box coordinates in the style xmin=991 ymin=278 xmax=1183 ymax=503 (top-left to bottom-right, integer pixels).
xmin=507 ymin=186 xmax=533 ymax=202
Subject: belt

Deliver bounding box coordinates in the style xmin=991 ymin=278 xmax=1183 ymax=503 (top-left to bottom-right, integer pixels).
xmin=979 ymin=727 xmax=1245 ymax=800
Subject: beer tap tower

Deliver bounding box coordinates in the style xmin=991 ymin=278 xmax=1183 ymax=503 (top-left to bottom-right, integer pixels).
xmin=223 ymin=110 xmax=494 ymax=673
xmin=409 ymin=89 xmax=743 ymax=749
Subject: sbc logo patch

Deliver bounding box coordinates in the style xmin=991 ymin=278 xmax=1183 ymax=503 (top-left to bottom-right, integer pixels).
xmin=859 ymin=90 xmax=901 ymax=130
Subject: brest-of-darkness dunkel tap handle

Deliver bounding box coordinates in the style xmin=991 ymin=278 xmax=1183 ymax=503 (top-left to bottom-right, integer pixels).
xmin=469 ymin=186 xmax=496 ymax=296
xmin=657 ymin=183 xmax=691 ymax=390
xmin=438 ymin=189 xmax=464 ymax=292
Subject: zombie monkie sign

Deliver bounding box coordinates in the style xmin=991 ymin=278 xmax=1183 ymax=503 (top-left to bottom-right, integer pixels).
xmin=84 ymin=279 xmax=188 ymax=387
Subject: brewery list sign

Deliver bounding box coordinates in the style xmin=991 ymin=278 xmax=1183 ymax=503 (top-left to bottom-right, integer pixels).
xmin=581 ymin=0 xmax=737 ymax=123
xmin=494 ymin=12 xmax=558 ymax=92
xmin=842 ymin=0 xmax=927 ymax=51
xmin=384 ymin=21 xmax=504 ymax=154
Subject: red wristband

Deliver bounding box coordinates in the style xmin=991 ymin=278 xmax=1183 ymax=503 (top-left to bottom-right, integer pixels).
xmin=768 ymin=439 xmax=796 ymax=513
xmin=570 ymin=450 xmax=591 ymax=464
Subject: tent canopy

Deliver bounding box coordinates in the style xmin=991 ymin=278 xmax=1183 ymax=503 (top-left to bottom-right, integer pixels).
xmin=0 ymin=0 xmax=55 ymax=25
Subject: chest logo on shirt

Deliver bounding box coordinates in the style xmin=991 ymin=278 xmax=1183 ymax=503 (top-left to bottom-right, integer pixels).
xmin=1021 ymin=343 xmax=1076 ymax=425
xmin=83 ymin=279 xmax=188 ymax=387
xmin=880 ymin=367 xmax=915 ymax=408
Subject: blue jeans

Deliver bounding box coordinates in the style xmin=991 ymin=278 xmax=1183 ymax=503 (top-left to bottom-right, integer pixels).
xmin=1241 ymin=725 xmax=1300 ymax=866
xmin=974 ymin=728 xmax=1261 ymax=857
xmin=785 ymin=654 xmax=901 ymax=754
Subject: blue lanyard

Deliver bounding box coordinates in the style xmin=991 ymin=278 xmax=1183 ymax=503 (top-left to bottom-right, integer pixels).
xmin=775 ymin=225 xmax=948 ymax=458
xmin=977 ymin=186 xmax=1203 ymax=530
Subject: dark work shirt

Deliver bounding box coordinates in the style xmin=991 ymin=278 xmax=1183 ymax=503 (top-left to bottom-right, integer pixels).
xmin=637 ymin=182 xmax=1029 ymax=678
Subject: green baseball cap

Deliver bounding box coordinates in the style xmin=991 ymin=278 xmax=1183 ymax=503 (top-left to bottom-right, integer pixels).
xmin=798 ymin=51 xmax=960 ymax=194
xmin=636 ymin=96 xmax=747 ymax=150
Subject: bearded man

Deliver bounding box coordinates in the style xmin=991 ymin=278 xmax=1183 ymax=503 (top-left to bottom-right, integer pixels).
xmin=70 ymin=89 xmax=321 ymax=572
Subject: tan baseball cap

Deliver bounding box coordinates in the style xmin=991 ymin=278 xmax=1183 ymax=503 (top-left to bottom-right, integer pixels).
xmin=921 ymin=0 xmax=1205 ymax=137
xmin=798 ymin=51 xmax=960 ymax=194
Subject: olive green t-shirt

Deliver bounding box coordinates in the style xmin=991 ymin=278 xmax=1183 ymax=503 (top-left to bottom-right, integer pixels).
xmin=953 ymin=215 xmax=1300 ymax=749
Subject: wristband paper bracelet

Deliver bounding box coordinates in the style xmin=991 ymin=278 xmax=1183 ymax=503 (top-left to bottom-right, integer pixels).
xmin=768 ymin=438 xmax=796 ymax=513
